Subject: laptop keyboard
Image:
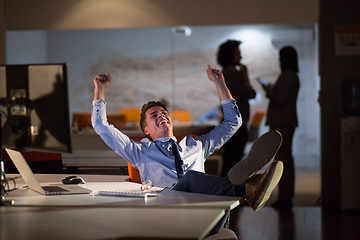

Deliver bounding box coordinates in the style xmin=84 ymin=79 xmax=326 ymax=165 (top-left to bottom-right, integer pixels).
xmin=42 ymin=186 xmax=69 ymax=192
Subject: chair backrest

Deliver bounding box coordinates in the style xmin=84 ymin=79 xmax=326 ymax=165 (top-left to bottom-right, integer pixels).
xmin=170 ymin=110 xmax=192 ymax=123
xmin=127 ymin=162 xmax=142 ymax=183
xmin=72 ymin=112 xmax=91 ymax=129
xmin=248 ymin=110 xmax=266 ymax=142
xmin=127 ymin=136 xmax=145 ymax=183
xmin=249 ymin=110 xmax=266 ymax=127
xmin=120 ymin=108 xmax=141 ymax=122
xmin=107 ymin=113 xmax=126 ymax=129
xmin=72 ymin=112 xmax=126 ymax=130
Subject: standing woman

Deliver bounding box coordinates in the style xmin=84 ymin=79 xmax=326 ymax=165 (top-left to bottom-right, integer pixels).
xmin=261 ymin=46 xmax=300 ymax=208
xmin=217 ymin=40 xmax=256 ymax=177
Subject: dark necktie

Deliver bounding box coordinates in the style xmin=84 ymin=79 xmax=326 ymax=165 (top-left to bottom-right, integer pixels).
xmin=170 ymin=139 xmax=184 ymax=179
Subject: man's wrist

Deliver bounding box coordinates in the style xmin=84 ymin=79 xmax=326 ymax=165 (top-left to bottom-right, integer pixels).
xmin=93 ymin=99 xmax=106 ymax=104
xmin=221 ymin=99 xmax=233 ymax=105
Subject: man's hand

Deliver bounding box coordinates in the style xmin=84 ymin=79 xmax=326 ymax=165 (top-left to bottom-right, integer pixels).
xmin=206 ymin=65 xmax=233 ymax=101
xmin=93 ymin=73 xmax=111 ymax=101
xmin=206 ymin=65 xmax=225 ymax=85
xmin=94 ymin=73 xmax=112 ymax=89
xmin=261 ymin=83 xmax=273 ymax=93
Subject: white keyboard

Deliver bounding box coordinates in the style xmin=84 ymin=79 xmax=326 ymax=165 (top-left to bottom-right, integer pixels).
xmin=98 ymin=191 xmax=159 ymax=198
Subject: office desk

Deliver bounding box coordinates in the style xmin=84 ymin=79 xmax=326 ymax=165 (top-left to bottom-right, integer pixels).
xmin=2 ymin=174 xmax=240 ymax=239
xmin=4 ymin=174 xmax=241 ymax=210
xmin=1 ymin=206 xmax=225 ymax=240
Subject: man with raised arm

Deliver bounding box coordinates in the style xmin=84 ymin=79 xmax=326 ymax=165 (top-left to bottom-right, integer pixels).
xmin=92 ymin=65 xmax=283 ymax=211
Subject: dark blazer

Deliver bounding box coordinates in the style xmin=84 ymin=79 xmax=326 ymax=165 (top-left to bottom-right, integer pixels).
xmin=266 ymin=70 xmax=300 ymax=127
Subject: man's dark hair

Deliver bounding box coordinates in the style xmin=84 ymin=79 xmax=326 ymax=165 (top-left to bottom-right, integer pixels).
xmin=217 ymin=39 xmax=241 ymax=68
xmin=279 ymin=46 xmax=299 ymax=73
xmin=140 ymin=101 xmax=168 ymax=134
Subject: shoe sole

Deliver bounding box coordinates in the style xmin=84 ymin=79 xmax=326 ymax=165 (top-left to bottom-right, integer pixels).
xmin=228 ymin=130 xmax=283 ymax=185
xmin=251 ymin=161 xmax=283 ymax=211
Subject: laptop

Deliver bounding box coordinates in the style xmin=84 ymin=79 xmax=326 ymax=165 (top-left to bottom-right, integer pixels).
xmin=5 ymin=148 xmax=92 ymax=195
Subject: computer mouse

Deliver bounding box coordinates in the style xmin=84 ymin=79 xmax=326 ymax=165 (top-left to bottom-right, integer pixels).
xmin=61 ymin=176 xmax=85 ymax=185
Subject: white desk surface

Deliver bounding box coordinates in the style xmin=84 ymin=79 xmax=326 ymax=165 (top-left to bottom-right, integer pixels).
xmin=1 ymin=206 xmax=225 ymax=240
xmin=4 ymin=174 xmax=241 ymax=210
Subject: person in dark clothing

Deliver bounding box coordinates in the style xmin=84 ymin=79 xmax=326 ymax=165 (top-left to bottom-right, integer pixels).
xmin=217 ymin=39 xmax=256 ymax=177
xmin=260 ymin=46 xmax=300 ymax=208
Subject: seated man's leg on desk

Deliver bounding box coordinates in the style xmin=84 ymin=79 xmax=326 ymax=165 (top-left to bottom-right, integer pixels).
xmin=172 ymin=170 xmax=245 ymax=196
xmin=173 ymin=161 xmax=283 ymax=212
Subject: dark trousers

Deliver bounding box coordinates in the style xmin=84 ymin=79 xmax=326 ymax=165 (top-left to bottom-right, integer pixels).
xmin=271 ymin=126 xmax=295 ymax=201
xmin=221 ymin=125 xmax=248 ymax=177
xmin=172 ymin=170 xmax=245 ymax=196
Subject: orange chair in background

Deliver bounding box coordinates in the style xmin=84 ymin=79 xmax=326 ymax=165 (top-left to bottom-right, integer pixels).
xmin=248 ymin=110 xmax=266 ymax=142
xmin=170 ymin=110 xmax=192 ymax=123
xmin=72 ymin=112 xmax=126 ymax=130
xmin=107 ymin=113 xmax=126 ymax=129
xmin=120 ymin=108 xmax=141 ymax=123
xmin=72 ymin=112 xmax=92 ymax=129
xmin=119 ymin=108 xmax=192 ymax=123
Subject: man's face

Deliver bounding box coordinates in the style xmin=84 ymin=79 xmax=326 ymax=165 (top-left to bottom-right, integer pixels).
xmin=143 ymin=106 xmax=173 ymax=140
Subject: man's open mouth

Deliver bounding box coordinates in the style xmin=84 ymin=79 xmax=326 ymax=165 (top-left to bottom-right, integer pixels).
xmin=159 ymin=120 xmax=168 ymax=126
